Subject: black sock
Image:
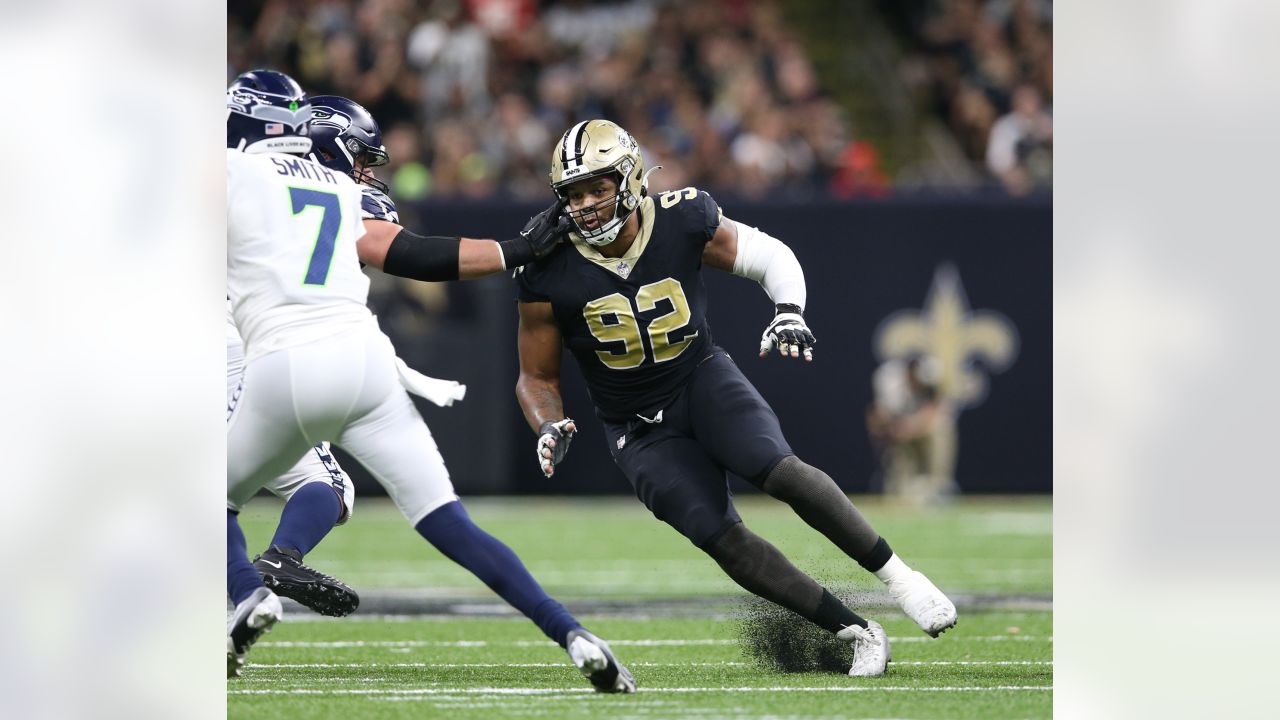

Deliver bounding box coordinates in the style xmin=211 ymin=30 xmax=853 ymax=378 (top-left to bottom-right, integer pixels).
xmin=813 ymin=588 xmax=867 ymax=633
xmin=862 ymin=537 xmax=894 ymax=574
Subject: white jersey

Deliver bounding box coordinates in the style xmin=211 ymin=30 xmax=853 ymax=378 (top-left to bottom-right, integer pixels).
xmin=227 ymin=149 xmax=371 ymax=361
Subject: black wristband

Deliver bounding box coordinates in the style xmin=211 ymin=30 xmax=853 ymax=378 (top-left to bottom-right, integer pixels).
xmin=498 ymin=237 xmax=535 ymax=269
xmin=775 ymin=303 xmax=803 ymax=316
xmin=383 ymin=228 xmax=461 ymax=281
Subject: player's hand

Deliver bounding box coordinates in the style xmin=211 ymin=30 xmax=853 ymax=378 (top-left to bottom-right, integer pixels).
xmin=520 ymin=201 xmax=572 ymax=260
xmin=536 ymin=418 xmax=577 ymax=477
xmin=758 ymin=304 xmax=816 ymax=361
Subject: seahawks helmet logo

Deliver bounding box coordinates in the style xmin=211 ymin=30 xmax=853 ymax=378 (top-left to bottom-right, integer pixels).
xmin=311 ymin=108 xmax=353 ymax=130
xmin=226 ymin=89 xmax=261 ymax=113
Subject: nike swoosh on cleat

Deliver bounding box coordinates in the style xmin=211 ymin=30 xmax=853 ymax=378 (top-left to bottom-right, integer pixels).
xmin=260 ymin=560 xmax=282 ymax=569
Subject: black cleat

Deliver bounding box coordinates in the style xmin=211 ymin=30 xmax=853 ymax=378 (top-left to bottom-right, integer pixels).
xmin=253 ymin=545 xmax=360 ymax=617
xmin=566 ymin=629 xmax=636 ymax=693
xmin=228 ymin=587 xmax=283 ymax=678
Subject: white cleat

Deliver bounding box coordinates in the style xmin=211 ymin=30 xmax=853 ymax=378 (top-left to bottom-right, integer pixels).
xmin=838 ymin=620 xmax=890 ymax=677
xmin=566 ymin=629 xmax=636 ymax=693
xmin=886 ymin=570 xmax=957 ymax=637
xmin=227 ymin=587 xmax=284 ymax=678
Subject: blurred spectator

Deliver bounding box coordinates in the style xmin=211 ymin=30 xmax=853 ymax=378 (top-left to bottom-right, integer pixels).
xmin=867 ymin=356 xmax=958 ymax=505
xmin=884 ymin=0 xmax=1052 ymax=191
xmin=469 ymin=0 xmax=538 ymax=40
xmin=831 ymin=141 xmax=891 ymax=199
xmin=381 ymin=122 xmax=432 ymax=203
xmin=730 ymin=107 xmax=792 ymax=198
xmin=230 ymin=0 xmax=1052 ymax=196
xmin=543 ymin=0 xmax=655 ymax=58
xmin=228 ymin=0 xmax=874 ymax=200
xmin=986 ymin=84 xmax=1052 ymax=195
xmin=407 ymin=0 xmax=492 ymax=124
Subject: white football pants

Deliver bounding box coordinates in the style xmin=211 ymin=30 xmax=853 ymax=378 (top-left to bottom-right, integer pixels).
xmin=227 ymin=325 xmax=458 ymax=525
xmin=228 ymin=337 xmax=355 ymax=522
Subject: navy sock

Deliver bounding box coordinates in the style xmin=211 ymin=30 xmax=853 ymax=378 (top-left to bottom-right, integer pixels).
xmin=228 ymin=509 xmax=264 ymax=605
xmin=415 ymin=502 xmax=581 ymax=648
xmin=269 ymin=482 xmax=342 ymax=557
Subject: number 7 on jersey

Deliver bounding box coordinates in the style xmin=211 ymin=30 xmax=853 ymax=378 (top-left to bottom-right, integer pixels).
xmin=289 ymin=187 xmax=343 ymax=286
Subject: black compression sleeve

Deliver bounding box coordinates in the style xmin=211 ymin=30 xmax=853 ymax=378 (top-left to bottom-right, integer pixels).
xmin=382 ymin=228 xmax=461 ymax=281
xmin=497 ymin=236 xmax=534 ymax=269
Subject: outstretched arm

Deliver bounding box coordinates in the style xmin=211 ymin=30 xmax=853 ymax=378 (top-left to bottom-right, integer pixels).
xmin=703 ymin=217 xmax=816 ymax=361
xmin=357 ymin=202 xmax=570 ymax=281
xmin=516 ymin=301 xmax=577 ymax=476
xmin=356 ymin=219 xmax=506 ymax=278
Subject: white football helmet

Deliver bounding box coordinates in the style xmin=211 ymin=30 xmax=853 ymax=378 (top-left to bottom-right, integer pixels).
xmin=549 ymin=119 xmax=654 ymax=247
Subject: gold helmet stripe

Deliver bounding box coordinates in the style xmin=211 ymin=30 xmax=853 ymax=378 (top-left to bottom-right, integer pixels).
xmin=561 ymin=120 xmax=590 ymax=170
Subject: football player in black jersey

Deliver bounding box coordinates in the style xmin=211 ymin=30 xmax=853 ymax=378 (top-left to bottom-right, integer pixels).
xmin=516 ymin=120 xmax=958 ymax=677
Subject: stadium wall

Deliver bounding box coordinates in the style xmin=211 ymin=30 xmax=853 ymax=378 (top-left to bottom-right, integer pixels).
xmin=333 ymin=196 xmax=1051 ymax=497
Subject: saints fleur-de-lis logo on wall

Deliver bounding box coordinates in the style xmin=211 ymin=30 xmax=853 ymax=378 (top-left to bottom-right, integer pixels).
xmin=875 ymin=264 xmax=1018 ymax=408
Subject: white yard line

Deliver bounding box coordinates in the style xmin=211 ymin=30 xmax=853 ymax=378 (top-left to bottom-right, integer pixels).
xmin=250 ymin=662 xmax=749 ymax=669
xmin=250 ymin=660 xmax=1051 ymax=669
xmin=258 ymin=636 xmax=1051 ymax=648
xmin=229 ymin=685 xmax=1052 ymax=696
xmin=888 ymin=661 xmax=1052 ymax=666
xmin=893 ymin=635 xmax=1050 ymax=642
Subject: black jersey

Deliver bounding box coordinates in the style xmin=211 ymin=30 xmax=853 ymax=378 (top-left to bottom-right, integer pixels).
xmin=517 ymin=187 xmax=724 ymax=422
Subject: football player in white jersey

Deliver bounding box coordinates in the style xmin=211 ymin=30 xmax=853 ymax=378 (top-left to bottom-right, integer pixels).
xmin=235 ymin=94 xmax=569 ymax=620
xmin=226 ymin=71 xmax=634 ymax=694
xmin=226 ymin=305 xmax=361 ymax=617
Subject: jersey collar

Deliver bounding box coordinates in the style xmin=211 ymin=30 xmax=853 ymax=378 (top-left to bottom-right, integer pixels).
xmin=570 ymin=196 xmax=655 ymax=278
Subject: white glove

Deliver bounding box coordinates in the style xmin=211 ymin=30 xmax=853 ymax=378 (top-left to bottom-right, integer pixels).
xmin=758 ymin=304 xmax=816 ymax=361
xmin=536 ymin=418 xmax=577 ymax=477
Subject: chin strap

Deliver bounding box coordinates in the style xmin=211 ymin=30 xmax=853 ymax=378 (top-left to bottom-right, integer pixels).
xmin=640 ymin=165 xmax=663 ymax=191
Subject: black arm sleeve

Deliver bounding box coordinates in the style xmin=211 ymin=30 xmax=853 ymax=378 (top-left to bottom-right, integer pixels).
xmin=497 ymin=236 xmax=534 ymax=269
xmin=381 ymin=228 xmax=461 ymax=282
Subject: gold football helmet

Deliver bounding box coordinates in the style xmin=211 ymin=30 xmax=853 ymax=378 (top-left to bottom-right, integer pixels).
xmin=549 ymin=119 xmax=652 ymax=247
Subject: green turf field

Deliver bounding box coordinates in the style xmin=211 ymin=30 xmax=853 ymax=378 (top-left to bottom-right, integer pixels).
xmin=230 ymin=495 xmax=1051 ymax=719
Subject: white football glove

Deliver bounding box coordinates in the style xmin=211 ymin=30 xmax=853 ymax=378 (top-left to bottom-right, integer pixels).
xmin=759 ymin=303 xmax=816 ymax=361
xmin=536 ymin=418 xmax=577 ymax=477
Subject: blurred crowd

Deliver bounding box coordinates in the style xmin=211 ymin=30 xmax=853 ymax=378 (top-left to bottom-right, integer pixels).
xmin=228 ymin=0 xmax=890 ymax=203
xmin=885 ymin=0 xmax=1053 ymax=194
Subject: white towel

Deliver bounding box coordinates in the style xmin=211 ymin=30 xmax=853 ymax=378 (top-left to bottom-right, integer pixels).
xmin=394 ymin=356 xmax=467 ymax=407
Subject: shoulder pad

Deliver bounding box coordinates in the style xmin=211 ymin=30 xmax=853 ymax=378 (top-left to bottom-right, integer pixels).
xmin=653 ymin=186 xmax=722 ymax=243
xmin=360 ymin=186 xmax=400 ymax=224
